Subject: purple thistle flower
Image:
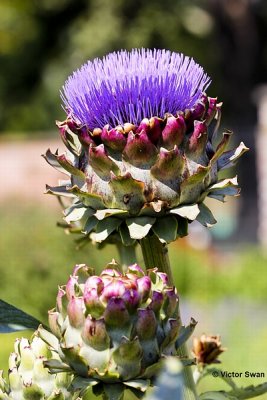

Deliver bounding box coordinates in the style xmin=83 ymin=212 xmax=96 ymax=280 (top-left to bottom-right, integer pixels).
xmin=45 ymin=48 xmax=248 ymax=246
xmin=62 ymin=48 xmax=211 ymax=130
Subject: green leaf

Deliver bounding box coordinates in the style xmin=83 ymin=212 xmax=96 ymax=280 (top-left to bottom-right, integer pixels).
xmin=218 ymin=142 xmax=249 ymax=171
xmin=45 ymin=184 xmax=75 ymax=198
xmin=142 ymin=361 xmax=163 ymax=379
xmin=56 ymin=153 xmax=85 ymax=179
xmin=95 ymin=208 xmax=128 ymax=221
xmin=37 ymin=326 xmax=59 ymax=350
xmin=176 ymin=318 xmax=198 ymax=349
xmin=208 ymin=187 xmax=240 ymax=200
xmin=177 ymin=217 xmax=188 ymax=237
xmin=70 ymin=376 xmax=99 ymax=392
xmin=119 ymin=223 xmax=136 ymax=246
xmin=68 ymin=186 xmax=105 ymax=209
xmin=0 ymin=299 xmax=42 ymax=333
xmin=42 ymin=149 xmax=70 ymax=175
xmin=170 ymin=204 xmax=200 ymax=220
xmin=82 ymin=216 xmax=98 ymax=235
xmin=207 ymin=177 xmax=240 ymax=201
xmin=124 ymin=379 xmax=150 ymax=392
xmin=208 ymin=177 xmax=238 ymax=192
xmin=126 ymin=217 xmax=156 ymax=239
xmin=152 ymin=216 xmax=178 ymax=243
xmin=210 ymin=132 xmax=232 ymax=164
xmin=64 ymin=206 xmax=94 ymax=223
xmin=94 ymin=217 xmax=122 ymax=242
xmin=109 ymin=172 xmax=146 ymax=214
xmin=196 ymin=203 xmax=217 ymax=227
xmin=101 ymin=383 xmax=125 ymax=400
xmin=44 ymin=359 xmax=72 ymax=374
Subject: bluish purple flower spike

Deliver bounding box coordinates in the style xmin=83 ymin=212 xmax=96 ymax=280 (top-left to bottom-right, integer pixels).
xmin=62 ymin=48 xmax=211 ymax=129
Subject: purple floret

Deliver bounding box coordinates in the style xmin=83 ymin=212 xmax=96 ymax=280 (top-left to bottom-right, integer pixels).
xmin=62 ymin=48 xmax=211 ymax=130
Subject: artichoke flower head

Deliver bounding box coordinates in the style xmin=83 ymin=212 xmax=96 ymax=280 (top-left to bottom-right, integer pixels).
xmin=0 ymin=336 xmax=72 ymax=400
xmin=38 ymin=262 xmax=197 ymax=399
xmin=45 ymin=49 xmax=248 ymax=245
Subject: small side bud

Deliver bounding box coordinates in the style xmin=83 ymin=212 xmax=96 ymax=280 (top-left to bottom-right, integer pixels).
xmin=192 ymin=334 xmax=225 ymax=365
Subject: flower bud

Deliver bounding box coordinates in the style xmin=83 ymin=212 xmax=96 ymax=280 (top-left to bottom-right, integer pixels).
xmin=67 ymin=296 xmax=85 ymax=328
xmin=192 ymin=334 xmax=225 ymax=365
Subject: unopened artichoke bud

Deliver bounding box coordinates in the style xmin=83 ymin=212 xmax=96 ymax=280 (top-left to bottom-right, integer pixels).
xmin=40 ymin=262 xmax=192 ymax=398
xmin=192 ymin=334 xmax=226 ymax=366
xmin=0 ymin=336 xmax=72 ymax=399
xmin=45 ymin=49 xmax=248 ymax=245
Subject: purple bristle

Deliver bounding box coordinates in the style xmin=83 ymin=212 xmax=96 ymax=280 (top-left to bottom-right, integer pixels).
xmin=62 ymin=48 xmax=211 ymax=130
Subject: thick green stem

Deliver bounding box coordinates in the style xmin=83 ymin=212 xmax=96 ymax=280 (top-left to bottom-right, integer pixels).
xmin=140 ymin=234 xmax=198 ymax=400
xmin=116 ymin=243 xmax=137 ymax=272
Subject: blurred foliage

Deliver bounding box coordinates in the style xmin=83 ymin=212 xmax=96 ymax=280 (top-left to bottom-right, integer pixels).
xmin=1 ymin=0 xmax=267 ymax=132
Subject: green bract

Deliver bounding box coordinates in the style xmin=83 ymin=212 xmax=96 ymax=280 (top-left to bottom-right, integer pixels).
xmin=0 ymin=336 xmax=72 ymax=400
xmin=39 ymin=262 xmax=196 ymax=399
xmin=45 ymin=94 xmax=248 ymax=245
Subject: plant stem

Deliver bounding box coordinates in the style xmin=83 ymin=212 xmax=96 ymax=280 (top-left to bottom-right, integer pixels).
xmin=116 ymin=243 xmax=137 ymax=272
xmin=228 ymin=382 xmax=267 ymax=399
xmin=140 ymin=234 xmax=198 ymax=400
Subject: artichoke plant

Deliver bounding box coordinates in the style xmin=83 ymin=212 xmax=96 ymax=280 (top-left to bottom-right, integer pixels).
xmin=44 ymin=49 xmax=248 ymax=245
xmin=39 ymin=261 xmax=196 ymax=399
xmin=0 ymin=336 xmax=72 ymax=400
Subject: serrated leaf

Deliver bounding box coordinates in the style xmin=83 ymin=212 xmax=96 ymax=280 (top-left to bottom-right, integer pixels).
xmin=170 ymin=204 xmax=200 ymax=220
xmin=152 ymin=216 xmax=178 ymax=243
xmin=94 ymin=217 xmax=122 ymax=242
xmin=197 ymin=203 xmax=217 ymax=227
xmin=126 ymin=217 xmax=156 ymax=239
xmin=0 ymin=300 xmax=42 ymax=332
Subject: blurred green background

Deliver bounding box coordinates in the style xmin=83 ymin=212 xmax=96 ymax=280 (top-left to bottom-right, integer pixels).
xmin=1 ymin=0 xmax=267 ymax=398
